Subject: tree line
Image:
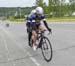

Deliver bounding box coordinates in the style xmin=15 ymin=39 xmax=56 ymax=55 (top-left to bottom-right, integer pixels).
xmin=36 ymin=0 xmax=75 ymax=17
xmin=0 ymin=7 xmax=35 ymax=18
xmin=0 ymin=0 xmax=75 ymax=19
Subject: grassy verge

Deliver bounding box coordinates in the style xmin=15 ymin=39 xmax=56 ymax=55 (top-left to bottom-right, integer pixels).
xmin=46 ymin=17 xmax=75 ymax=22
xmin=2 ymin=16 xmax=75 ymax=22
xmin=8 ymin=17 xmax=25 ymax=22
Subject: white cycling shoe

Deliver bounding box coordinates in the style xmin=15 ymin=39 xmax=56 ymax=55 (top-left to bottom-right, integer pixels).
xmin=33 ymin=44 xmax=37 ymax=51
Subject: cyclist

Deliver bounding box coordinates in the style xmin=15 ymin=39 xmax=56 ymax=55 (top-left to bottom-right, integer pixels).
xmin=26 ymin=9 xmax=36 ymax=47
xmin=26 ymin=7 xmax=51 ymax=51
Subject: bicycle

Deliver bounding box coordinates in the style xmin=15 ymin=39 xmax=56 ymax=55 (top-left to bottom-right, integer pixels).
xmin=30 ymin=30 xmax=52 ymax=62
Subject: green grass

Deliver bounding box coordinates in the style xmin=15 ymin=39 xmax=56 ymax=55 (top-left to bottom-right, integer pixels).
xmin=46 ymin=16 xmax=75 ymax=22
xmin=3 ymin=16 xmax=75 ymax=22
xmin=8 ymin=17 xmax=25 ymax=22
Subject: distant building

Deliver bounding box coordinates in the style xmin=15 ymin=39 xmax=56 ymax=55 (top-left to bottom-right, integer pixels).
xmin=72 ymin=12 xmax=75 ymax=16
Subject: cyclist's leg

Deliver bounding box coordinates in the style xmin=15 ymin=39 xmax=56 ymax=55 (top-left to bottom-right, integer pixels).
xmin=32 ymin=30 xmax=37 ymax=45
xmin=32 ymin=30 xmax=37 ymax=50
xmin=32 ymin=22 xmax=38 ymax=50
xmin=26 ymin=22 xmax=32 ymax=47
xmin=37 ymin=24 xmax=47 ymax=48
xmin=38 ymin=24 xmax=47 ymax=31
xmin=28 ymin=31 xmax=32 ymax=46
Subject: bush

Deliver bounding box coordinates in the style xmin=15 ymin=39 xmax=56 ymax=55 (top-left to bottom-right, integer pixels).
xmin=14 ymin=15 xmax=25 ymax=19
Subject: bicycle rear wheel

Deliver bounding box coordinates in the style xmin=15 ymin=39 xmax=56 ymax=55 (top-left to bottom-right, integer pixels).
xmin=30 ymin=36 xmax=33 ymax=47
xmin=41 ymin=37 xmax=52 ymax=62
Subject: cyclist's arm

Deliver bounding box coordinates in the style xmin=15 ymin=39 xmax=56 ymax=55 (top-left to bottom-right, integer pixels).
xmin=43 ymin=20 xmax=52 ymax=32
xmin=43 ymin=20 xmax=49 ymax=29
xmin=26 ymin=16 xmax=32 ymax=27
xmin=41 ymin=15 xmax=52 ymax=32
xmin=26 ymin=16 xmax=32 ymax=32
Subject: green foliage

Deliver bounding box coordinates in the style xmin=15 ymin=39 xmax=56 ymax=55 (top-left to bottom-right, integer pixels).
xmin=48 ymin=0 xmax=75 ymax=17
xmin=0 ymin=7 xmax=35 ymax=18
xmin=14 ymin=14 xmax=25 ymax=19
xmin=0 ymin=0 xmax=75 ymax=19
xmin=36 ymin=0 xmax=44 ymax=7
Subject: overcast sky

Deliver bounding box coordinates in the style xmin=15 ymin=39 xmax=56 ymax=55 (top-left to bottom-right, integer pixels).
xmin=0 ymin=0 xmax=69 ymax=7
xmin=0 ymin=0 xmax=48 ymax=7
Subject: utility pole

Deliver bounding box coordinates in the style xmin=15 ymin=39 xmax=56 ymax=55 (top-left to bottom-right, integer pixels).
xmin=19 ymin=7 xmax=21 ymax=19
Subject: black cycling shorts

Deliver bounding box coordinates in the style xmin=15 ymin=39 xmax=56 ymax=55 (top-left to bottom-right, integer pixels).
xmin=32 ymin=22 xmax=40 ymax=31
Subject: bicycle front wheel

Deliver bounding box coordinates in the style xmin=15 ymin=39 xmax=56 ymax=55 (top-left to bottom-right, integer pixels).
xmin=41 ymin=37 xmax=52 ymax=62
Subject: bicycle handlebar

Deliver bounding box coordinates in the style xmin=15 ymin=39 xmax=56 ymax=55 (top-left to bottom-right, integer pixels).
xmin=37 ymin=30 xmax=52 ymax=35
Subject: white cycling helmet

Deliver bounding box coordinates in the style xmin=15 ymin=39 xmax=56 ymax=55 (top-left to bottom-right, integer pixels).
xmin=35 ymin=7 xmax=44 ymax=15
xmin=30 ymin=9 xmax=36 ymax=15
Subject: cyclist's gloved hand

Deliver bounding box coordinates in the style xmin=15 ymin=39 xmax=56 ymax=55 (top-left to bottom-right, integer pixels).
xmin=26 ymin=28 xmax=29 ymax=33
xmin=48 ymin=28 xmax=52 ymax=33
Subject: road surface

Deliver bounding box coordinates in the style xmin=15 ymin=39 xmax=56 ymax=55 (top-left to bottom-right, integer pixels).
xmin=0 ymin=20 xmax=75 ymax=66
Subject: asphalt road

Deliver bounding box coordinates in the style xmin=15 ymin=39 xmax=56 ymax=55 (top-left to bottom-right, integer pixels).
xmin=0 ymin=20 xmax=75 ymax=66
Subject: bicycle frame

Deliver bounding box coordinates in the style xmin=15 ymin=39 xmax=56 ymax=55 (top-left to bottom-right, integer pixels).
xmin=30 ymin=30 xmax=52 ymax=62
xmin=36 ymin=30 xmax=46 ymax=49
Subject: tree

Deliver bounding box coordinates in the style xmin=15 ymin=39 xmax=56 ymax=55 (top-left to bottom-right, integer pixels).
xmin=69 ymin=0 xmax=75 ymax=3
xmin=48 ymin=0 xmax=61 ymax=16
xmin=36 ymin=0 xmax=48 ymax=14
xmin=36 ymin=0 xmax=44 ymax=7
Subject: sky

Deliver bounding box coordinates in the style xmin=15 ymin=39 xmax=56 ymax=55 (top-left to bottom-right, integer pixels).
xmin=0 ymin=0 xmax=48 ymax=7
xmin=0 ymin=0 xmax=69 ymax=7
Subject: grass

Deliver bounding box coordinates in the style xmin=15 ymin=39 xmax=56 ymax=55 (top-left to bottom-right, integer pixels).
xmin=46 ymin=17 xmax=75 ymax=22
xmin=8 ymin=17 xmax=25 ymax=22
xmin=2 ymin=16 xmax=75 ymax=22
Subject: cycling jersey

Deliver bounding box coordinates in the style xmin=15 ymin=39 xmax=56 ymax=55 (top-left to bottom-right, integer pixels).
xmin=26 ymin=14 xmax=46 ymax=28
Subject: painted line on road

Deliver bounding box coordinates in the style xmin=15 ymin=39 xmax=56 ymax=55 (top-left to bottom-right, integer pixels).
xmin=49 ymin=22 xmax=75 ymax=24
xmin=30 ymin=57 xmax=40 ymax=66
xmin=65 ymin=30 xmax=75 ymax=32
xmin=0 ymin=28 xmax=10 ymax=61
xmin=3 ymin=21 xmax=75 ymax=24
xmin=0 ymin=25 xmax=41 ymax=66
xmin=28 ymin=52 xmax=41 ymax=66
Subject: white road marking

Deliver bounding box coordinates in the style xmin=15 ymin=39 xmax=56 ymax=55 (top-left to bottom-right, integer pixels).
xmin=0 ymin=29 xmax=10 ymax=61
xmin=65 ymin=30 xmax=75 ymax=32
xmin=49 ymin=22 xmax=75 ymax=24
xmin=28 ymin=52 xmax=41 ymax=66
xmin=0 ymin=27 xmax=16 ymax=66
xmin=0 ymin=25 xmax=41 ymax=66
xmin=30 ymin=57 xmax=40 ymax=66
xmin=13 ymin=64 xmax=16 ymax=66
